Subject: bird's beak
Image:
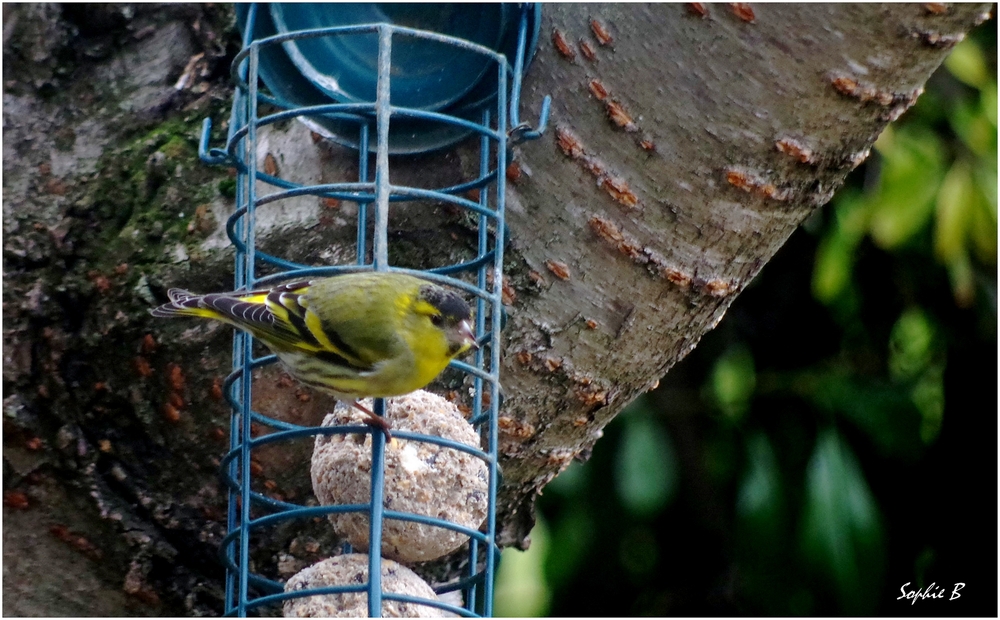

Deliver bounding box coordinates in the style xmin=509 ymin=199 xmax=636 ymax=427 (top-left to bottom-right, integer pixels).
xmin=459 ymin=320 xmax=479 ymax=350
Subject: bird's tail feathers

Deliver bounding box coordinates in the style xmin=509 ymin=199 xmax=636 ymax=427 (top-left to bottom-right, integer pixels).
xmin=149 ymin=289 xmax=217 ymax=319
xmin=166 ymin=288 xmax=199 ymax=304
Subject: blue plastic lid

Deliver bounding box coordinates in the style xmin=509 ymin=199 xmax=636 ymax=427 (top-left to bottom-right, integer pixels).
xmin=271 ymin=3 xmax=510 ymax=111
xmin=235 ymin=3 xmax=542 ymax=154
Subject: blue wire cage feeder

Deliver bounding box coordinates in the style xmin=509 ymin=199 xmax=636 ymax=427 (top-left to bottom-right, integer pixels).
xmin=198 ymin=3 xmax=549 ymax=616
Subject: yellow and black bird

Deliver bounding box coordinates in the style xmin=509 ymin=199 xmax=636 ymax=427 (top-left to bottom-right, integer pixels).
xmin=151 ymin=272 xmax=477 ymax=437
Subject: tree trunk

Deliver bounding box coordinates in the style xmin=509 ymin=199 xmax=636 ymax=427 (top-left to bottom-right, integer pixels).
xmin=2 ymin=3 xmax=988 ymax=615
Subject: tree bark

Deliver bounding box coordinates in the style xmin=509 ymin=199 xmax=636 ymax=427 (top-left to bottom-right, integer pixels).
xmin=2 ymin=3 xmax=989 ymax=615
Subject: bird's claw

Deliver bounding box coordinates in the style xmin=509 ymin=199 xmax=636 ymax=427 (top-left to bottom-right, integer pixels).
xmin=351 ymin=400 xmax=393 ymax=443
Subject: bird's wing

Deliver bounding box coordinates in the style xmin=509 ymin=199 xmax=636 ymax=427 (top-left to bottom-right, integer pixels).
xmin=263 ymin=281 xmax=376 ymax=372
xmin=183 ymin=282 xmax=307 ymax=348
xmin=298 ymin=274 xmax=411 ymax=369
xmin=151 ymin=280 xmax=376 ymax=372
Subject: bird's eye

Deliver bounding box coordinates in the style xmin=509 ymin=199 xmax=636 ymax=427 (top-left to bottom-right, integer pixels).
xmin=430 ymin=314 xmax=444 ymax=327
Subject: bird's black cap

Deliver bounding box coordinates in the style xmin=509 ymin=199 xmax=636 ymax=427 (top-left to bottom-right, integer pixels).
xmin=419 ymin=285 xmax=471 ymax=322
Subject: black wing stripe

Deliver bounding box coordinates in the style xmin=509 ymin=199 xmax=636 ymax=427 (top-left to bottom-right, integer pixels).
xmin=266 ymin=285 xmax=365 ymax=363
xmin=267 ymin=290 xmax=320 ymax=347
xmin=314 ymin=349 xmax=373 ymax=373
xmin=319 ymin=321 xmax=366 ymax=365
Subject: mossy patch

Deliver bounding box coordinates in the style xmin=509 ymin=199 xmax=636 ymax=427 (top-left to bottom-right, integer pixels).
xmin=81 ymin=110 xmax=232 ymax=275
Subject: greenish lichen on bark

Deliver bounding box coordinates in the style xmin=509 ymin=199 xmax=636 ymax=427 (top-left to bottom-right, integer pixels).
xmin=3 ymin=4 xmax=242 ymax=614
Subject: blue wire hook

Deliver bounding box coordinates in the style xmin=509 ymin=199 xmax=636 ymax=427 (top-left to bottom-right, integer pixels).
xmin=199 ymin=117 xmax=233 ymax=166
xmin=508 ymin=3 xmax=551 ymax=146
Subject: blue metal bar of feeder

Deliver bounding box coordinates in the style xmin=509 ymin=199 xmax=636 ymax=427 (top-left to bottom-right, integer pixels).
xmin=200 ymin=5 xmax=548 ymax=616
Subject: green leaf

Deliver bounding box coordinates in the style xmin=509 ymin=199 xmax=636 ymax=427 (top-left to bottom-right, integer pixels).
xmin=949 ymin=96 xmax=995 ymax=156
xmin=812 ymin=189 xmax=869 ymax=306
xmin=869 ymin=128 xmax=945 ymax=249
xmin=912 ymin=365 xmax=945 ymax=445
xmin=799 ymin=430 xmax=885 ymax=615
xmin=970 ymin=161 xmax=998 ymax=264
xmin=932 ymin=158 xmax=995 ymax=305
xmin=944 ymin=38 xmax=989 ymax=89
xmin=613 ymin=413 xmax=677 ymax=517
xmin=813 ymin=225 xmax=857 ymax=304
xmin=737 ymin=433 xmax=785 ymax=548
xmin=735 ymin=434 xmax=794 ymax=613
xmin=944 ymin=251 xmax=976 ymax=308
xmin=934 ymin=159 xmax=975 ymax=263
xmin=709 ymin=346 xmax=756 ymax=421
xmin=982 ymin=81 xmax=997 ymax=127
xmin=495 ymin=516 xmax=552 ymax=617
xmin=888 ymin=307 xmax=938 ymax=382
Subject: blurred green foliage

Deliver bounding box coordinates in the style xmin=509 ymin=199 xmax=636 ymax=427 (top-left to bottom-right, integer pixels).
xmin=798 ymin=430 xmax=884 ymax=615
xmin=495 ymin=517 xmax=551 ymax=617
xmin=613 ymin=406 xmax=678 ymax=517
xmin=496 ymin=20 xmax=996 ymax=617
